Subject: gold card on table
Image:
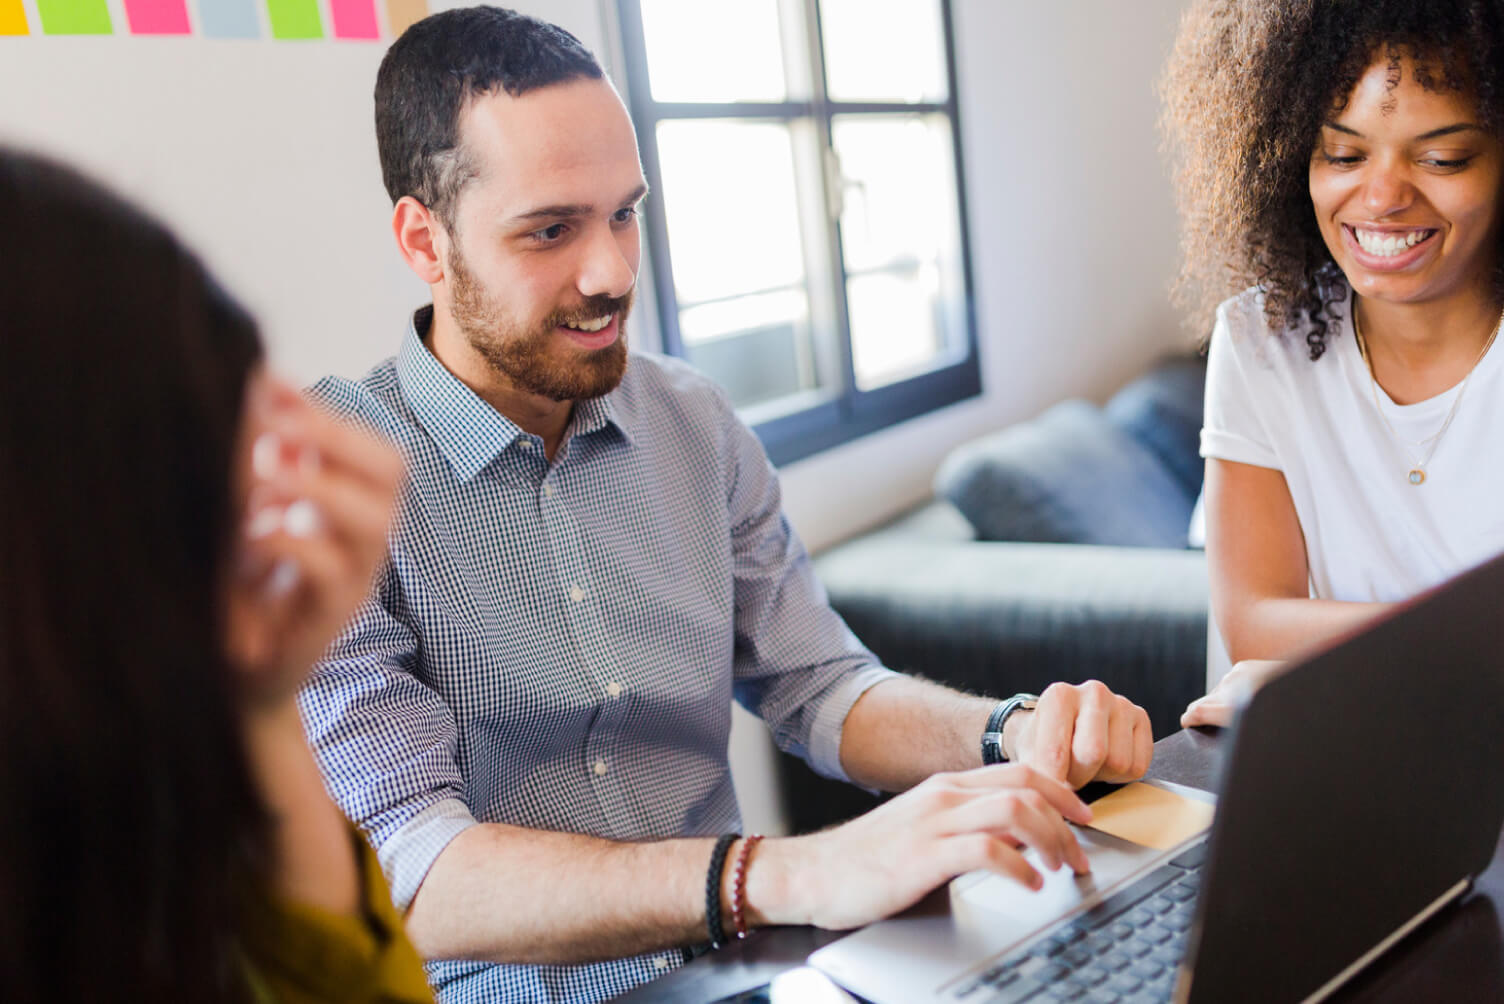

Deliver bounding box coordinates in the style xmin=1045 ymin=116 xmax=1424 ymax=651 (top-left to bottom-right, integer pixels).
xmin=1086 ymin=782 xmax=1215 ymax=851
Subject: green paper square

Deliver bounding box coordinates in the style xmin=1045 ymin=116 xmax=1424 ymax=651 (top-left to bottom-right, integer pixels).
xmin=36 ymin=0 xmax=113 ymax=34
xmin=266 ymin=0 xmax=322 ymax=39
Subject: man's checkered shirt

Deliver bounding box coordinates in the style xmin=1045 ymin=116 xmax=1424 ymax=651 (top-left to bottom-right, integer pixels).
xmin=300 ymin=309 xmax=897 ymax=1003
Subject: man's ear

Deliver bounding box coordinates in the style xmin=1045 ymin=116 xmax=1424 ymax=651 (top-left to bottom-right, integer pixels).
xmin=392 ymin=195 xmax=446 ymax=285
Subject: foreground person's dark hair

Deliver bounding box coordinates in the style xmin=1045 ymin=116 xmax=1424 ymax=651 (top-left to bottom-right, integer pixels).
xmin=0 ymin=149 xmax=267 ymax=1001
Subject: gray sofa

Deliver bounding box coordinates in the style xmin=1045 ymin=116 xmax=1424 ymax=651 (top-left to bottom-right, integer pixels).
xmin=780 ymin=357 xmax=1211 ymax=833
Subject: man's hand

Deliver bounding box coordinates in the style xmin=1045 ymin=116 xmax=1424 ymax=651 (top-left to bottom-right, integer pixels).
xmin=759 ymin=764 xmax=1093 ymax=931
xmin=1181 ymin=659 xmax=1287 ymax=729
xmin=1007 ymin=681 xmax=1153 ymax=788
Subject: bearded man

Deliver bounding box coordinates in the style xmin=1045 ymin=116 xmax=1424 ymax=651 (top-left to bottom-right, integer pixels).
xmin=302 ymin=8 xmax=1154 ymax=1003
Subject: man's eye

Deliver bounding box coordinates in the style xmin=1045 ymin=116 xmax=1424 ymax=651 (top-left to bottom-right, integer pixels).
xmin=612 ymin=206 xmax=639 ymax=224
xmin=533 ymin=223 xmax=567 ymax=242
xmin=1320 ymin=153 xmax=1362 ymax=166
xmin=1422 ymin=156 xmax=1473 ymax=170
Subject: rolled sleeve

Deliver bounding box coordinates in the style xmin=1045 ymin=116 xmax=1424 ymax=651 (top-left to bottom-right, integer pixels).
xmin=719 ymin=395 xmax=897 ymax=780
xmin=376 ymin=796 xmax=478 ymax=911
xmin=300 ymin=584 xmax=472 ymax=910
xmin=805 ymin=665 xmax=902 ymax=782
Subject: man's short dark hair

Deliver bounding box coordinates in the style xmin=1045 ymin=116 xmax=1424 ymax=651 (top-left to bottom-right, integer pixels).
xmin=375 ymin=5 xmax=604 ymax=229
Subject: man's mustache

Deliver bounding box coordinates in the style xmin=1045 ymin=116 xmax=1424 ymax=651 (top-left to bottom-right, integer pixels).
xmin=545 ymin=290 xmax=634 ymax=329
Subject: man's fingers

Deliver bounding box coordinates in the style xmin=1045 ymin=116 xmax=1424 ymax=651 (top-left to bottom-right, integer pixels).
xmin=943 ymin=834 xmax=1043 ymax=891
xmin=947 ymin=765 xmax=1092 ymax=825
xmin=1129 ymin=713 xmax=1154 ymax=779
xmin=1091 ymin=696 xmax=1152 ymax=782
xmin=1024 ymin=683 xmax=1079 ymax=782
xmin=1068 ymin=683 xmax=1112 ymax=787
xmin=1103 ymin=698 xmax=1137 ymax=779
xmin=935 ymin=788 xmax=1084 ymax=873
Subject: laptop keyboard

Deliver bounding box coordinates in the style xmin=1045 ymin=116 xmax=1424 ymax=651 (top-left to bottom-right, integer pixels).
xmin=950 ymin=841 xmax=1207 ymax=1004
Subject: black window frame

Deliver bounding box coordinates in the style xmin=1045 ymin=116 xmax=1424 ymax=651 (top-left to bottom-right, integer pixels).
xmin=615 ymin=0 xmax=982 ymax=466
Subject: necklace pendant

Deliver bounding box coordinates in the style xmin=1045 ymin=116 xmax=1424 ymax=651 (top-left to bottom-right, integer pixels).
xmin=1408 ymin=469 xmax=1426 ymax=486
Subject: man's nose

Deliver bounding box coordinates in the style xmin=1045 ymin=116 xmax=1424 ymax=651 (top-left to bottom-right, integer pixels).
xmin=577 ymin=226 xmax=636 ymax=300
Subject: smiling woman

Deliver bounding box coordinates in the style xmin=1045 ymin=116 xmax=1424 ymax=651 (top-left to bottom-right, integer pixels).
xmin=1161 ymin=0 xmax=1504 ymax=724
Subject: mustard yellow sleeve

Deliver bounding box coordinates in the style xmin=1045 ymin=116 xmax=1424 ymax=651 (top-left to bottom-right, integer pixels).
xmin=239 ymin=829 xmax=434 ymax=1004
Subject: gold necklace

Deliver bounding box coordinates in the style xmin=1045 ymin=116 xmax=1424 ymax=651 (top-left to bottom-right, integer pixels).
xmin=1352 ymin=303 xmax=1503 ymax=486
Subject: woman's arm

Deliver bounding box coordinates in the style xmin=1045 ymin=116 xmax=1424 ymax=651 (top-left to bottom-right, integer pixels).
xmin=1185 ymin=459 xmax=1395 ymax=728
xmin=241 ymin=700 xmax=363 ymax=915
xmin=226 ymin=376 xmax=405 ymax=915
xmin=1205 ymin=457 xmax=1391 ymax=663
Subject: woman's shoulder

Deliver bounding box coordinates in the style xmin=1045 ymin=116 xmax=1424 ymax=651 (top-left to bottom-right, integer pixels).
xmin=1211 ymin=286 xmax=1337 ymax=369
xmin=1214 ymin=287 xmax=1278 ymax=338
xmin=238 ymin=830 xmax=434 ymax=1003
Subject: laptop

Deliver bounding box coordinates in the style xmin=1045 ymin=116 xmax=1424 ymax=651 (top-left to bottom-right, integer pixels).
xmin=810 ymin=551 xmax=1504 ymax=1003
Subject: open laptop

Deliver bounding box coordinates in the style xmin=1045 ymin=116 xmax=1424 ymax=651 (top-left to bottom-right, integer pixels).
xmin=810 ymin=550 xmax=1504 ymax=1003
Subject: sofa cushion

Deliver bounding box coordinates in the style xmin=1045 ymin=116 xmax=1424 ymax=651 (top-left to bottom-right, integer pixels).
xmin=1103 ymin=356 xmax=1207 ymax=503
xmin=935 ymin=400 xmax=1196 ymax=549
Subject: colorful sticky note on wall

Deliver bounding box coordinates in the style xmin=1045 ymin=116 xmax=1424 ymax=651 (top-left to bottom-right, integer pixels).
xmin=385 ymin=0 xmax=426 ymax=38
xmin=329 ymin=0 xmax=376 ymax=39
xmin=265 ymin=0 xmax=320 ymax=39
xmin=36 ymin=0 xmax=113 ymax=33
xmin=199 ymin=0 xmax=259 ymax=39
xmin=124 ymin=0 xmax=190 ymax=34
xmin=0 ymin=0 xmax=29 ymax=34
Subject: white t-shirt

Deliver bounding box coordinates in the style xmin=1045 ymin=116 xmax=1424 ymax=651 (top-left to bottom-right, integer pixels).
xmin=1200 ymin=287 xmax=1504 ymax=604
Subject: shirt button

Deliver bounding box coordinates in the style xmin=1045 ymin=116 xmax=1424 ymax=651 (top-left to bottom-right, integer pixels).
xmin=543 ymin=484 xmax=556 ymax=498
xmin=518 ymin=440 xmax=534 ymax=451
xmin=652 ymin=957 xmax=669 ymax=971
xmin=606 ymin=681 xmax=623 ymax=698
xmin=569 ymin=584 xmax=585 ymax=603
xmin=593 ymin=760 xmax=608 ymax=776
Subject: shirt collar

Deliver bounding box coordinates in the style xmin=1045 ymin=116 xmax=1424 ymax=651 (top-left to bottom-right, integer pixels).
xmin=396 ymin=306 xmax=634 ymax=482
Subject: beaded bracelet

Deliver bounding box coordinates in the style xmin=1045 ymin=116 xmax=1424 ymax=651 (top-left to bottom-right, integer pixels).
xmin=705 ymin=832 xmax=739 ymax=949
xmin=730 ymin=833 xmax=763 ymax=940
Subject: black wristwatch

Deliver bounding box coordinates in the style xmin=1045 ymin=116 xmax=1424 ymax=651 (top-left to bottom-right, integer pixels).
xmin=981 ymin=693 xmax=1039 ymax=765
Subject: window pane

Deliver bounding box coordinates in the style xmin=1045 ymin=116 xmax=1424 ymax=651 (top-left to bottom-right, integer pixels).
xmin=832 ymin=114 xmax=967 ymax=389
xmin=657 ymin=119 xmax=833 ymax=410
xmin=819 ymin=0 xmax=947 ymax=103
xmin=639 ymin=0 xmax=788 ymax=102
xmin=846 ymin=270 xmax=946 ymax=388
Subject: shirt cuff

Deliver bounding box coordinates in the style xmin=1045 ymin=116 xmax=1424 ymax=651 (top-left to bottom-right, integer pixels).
xmin=373 ymin=796 xmax=478 ymax=912
xmin=807 ymin=666 xmax=903 ymax=783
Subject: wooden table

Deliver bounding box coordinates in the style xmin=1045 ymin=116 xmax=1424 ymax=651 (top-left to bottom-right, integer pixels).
xmin=618 ymin=728 xmax=1504 ymax=1002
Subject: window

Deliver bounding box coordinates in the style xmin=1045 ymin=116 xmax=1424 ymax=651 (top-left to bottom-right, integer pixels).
xmin=617 ymin=0 xmax=980 ymax=465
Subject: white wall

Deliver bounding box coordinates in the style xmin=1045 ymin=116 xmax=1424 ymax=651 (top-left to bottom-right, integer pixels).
xmin=0 ymin=0 xmax=607 ymax=385
xmin=0 ymin=0 xmax=1191 ymax=836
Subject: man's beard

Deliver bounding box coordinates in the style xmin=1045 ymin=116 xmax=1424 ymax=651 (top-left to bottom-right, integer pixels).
xmin=448 ymin=246 xmax=631 ymax=402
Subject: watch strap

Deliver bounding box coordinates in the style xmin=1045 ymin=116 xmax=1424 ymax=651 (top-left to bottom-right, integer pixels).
xmin=981 ymin=693 xmax=1040 ymax=765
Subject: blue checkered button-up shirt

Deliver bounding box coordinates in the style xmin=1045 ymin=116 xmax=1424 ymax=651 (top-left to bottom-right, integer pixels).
xmin=300 ymin=309 xmax=896 ymax=1003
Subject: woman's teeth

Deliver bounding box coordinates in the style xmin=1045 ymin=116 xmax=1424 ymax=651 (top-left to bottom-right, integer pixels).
xmin=1353 ymin=227 xmax=1432 ymax=257
xmin=563 ymin=315 xmax=612 ymax=333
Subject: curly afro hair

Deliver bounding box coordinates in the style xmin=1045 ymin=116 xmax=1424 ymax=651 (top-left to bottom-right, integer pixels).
xmin=1161 ymin=0 xmax=1504 ymax=358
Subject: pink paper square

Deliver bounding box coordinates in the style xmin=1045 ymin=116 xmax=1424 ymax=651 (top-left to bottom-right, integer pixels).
xmin=123 ymin=0 xmax=189 ymax=34
xmin=330 ymin=0 xmax=378 ymax=39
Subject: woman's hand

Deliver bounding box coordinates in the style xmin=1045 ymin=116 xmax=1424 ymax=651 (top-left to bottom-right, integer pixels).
xmin=1181 ymin=659 xmax=1288 ymax=728
xmin=224 ymin=374 xmax=404 ymax=708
